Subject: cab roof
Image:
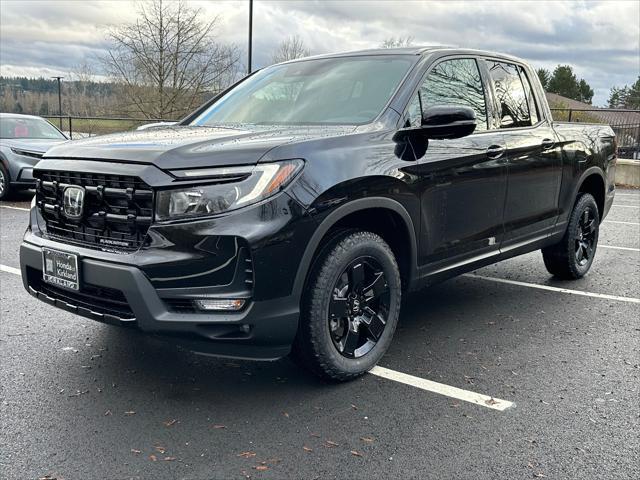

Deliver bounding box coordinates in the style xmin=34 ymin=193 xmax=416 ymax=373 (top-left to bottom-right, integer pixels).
xmin=282 ymin=46 xmax=527 ymax=66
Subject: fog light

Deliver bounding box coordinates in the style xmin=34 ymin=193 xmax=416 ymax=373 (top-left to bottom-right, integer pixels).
xmin=194 ymin=298 xmax=246 ymax=311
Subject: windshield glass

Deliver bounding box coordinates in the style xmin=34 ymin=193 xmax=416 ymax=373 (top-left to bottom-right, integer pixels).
xmin=191 ymin=56 xmax=415 ymax=126
xmin=0 ymin=117 xmax=66 ymax=139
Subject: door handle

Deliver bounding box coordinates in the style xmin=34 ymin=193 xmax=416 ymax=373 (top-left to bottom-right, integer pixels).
xmin=541 ymin=138 xmax=555 ymax=150
xmin=486 ymin=145 xmax=505 ymax=159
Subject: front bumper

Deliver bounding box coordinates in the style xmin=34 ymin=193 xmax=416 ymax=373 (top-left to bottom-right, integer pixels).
xmin=20 ymin=188 xmax=316 ymax=360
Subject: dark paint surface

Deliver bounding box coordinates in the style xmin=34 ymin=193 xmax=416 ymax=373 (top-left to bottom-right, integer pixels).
xmin=20 ymin=47 xmax=616 ymax=358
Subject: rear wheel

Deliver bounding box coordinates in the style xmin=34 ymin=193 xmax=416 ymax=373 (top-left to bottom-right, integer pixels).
xmin=292 ymin=230 xmax=401 ymax=381
xmin=0 ymin=164 xmax=11 ymax=200
xmin=542 ymin=193 xmax=599 ymax=279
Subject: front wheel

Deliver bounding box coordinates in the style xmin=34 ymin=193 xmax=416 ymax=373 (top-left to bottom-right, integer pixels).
xmin=0 ymin=164 xmax=11 ymax=200
xmin=292 ymin=231 xmax=402 ymax=381
xmin=542 ymin=193 xmax=600 ymax=279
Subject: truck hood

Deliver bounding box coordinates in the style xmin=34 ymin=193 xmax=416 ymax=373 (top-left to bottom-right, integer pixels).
xmin=43 ymin=124 xmax=357 ymax=169
xmin=1 ymin=138 xmax=67 ymax=155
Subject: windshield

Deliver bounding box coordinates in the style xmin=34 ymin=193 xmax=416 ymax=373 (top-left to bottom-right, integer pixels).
xmin=0 ymin=117 xmax=66 ymax=139
xmin=191 ymin=56 xmax=415 ymax=126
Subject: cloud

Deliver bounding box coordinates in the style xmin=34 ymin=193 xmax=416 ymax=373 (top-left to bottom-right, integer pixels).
xmin=0 ymin=0 xmax=638 ymax=105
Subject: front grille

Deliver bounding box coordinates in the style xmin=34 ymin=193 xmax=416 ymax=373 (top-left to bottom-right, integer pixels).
xmin=27 ymin=267 xmax=135 ymax=320
xmin=35 ymin=170 xmax=154 ymax=253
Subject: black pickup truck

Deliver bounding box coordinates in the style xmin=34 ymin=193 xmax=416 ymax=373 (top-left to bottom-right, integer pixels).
xmin=19 ymin=47 xmax=616 ymax=380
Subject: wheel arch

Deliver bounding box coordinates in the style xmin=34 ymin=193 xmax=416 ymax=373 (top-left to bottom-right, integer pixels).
xmin=293 ymin=197 xmax=419 ymax=298
xmin=575 ymin=167 xmax=606 ymax=219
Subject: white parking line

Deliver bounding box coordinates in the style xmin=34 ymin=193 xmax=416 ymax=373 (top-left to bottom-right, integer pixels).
xmin=600 ymin=245 xmax=640 ymax=252
xmin=0 ymin=205 xmax=29 ymax=212
xmin=369 ymin=366 xmax=514 ymax=411
xmin=605 ymin=220 xmax=640 ymax=226
xmin=1 ymin=264 xmax=21 ymax=276
xmin=465 ymin=273 xmax=640 ymax=304
xmin=611 ymin=204 xmax=639 ymax=209
xmin=616 ymin=193 xmax=640 ymax=197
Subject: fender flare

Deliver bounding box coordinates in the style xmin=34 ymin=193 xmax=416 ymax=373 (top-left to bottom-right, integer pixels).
xmin=292 ymin=197 xmax=419 ymax=298
xmin=573 ymin=166 xmax=606 ymax=204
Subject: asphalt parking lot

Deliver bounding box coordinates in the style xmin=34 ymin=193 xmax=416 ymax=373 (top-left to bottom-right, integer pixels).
xmin=1 ymin=190 xmax=638 ymax=480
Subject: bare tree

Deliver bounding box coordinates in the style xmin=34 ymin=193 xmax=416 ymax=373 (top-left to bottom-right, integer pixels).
xmin=380 ymin=36 xmax=414 ymax=48
xmin=271 ymin=35 xmax=310 ymax=64
xmin=101 ymin=0 xmax=241 ymax=118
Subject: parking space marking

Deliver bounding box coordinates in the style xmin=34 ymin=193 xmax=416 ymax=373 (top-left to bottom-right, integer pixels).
xmin=465 ymin=273 xmax=640 ymax=304
xmin=1 ymin=264 xmax=21 ymax=275
xmin=611 ymin=204 xmax=639 ymax=209
xmin=600 ymin=245 xmax=640 ymax=252
xmin=605 ymin=220 xmax=639 ymax=226
xmin=0 ymin=205 xmax=29 ymax=211
xmin=369 ymin=366 xmax=514 ymax=411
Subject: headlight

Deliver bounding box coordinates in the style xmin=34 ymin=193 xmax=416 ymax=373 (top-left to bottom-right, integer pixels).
xmin=156 ymin=159 xmax=304 ymax=221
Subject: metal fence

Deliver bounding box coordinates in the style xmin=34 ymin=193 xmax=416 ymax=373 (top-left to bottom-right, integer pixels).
xmin=42 ymin=110 xmax=640 ymax=159
xmin=43 ymin=115 xmax=177 ymax=139
xmin=550 ymin=108 xmax=640 ymax=159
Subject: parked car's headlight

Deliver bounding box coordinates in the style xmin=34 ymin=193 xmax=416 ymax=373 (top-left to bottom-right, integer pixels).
xmin=156 ymin=160 xmax=304 ymax=221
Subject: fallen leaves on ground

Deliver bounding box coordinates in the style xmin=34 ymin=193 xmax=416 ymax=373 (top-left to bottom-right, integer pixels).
xmin=163 ymin=456 xmax=176 ymax=462
xmin=131 ymin=449 xmax=141 ymax=454
xmin=68 ymin=390 xmax=89 ymax=397
xmin=238 ymin=451 xmax=257 ymax=458
xmin=303 ymin=446 xmax=313 ymax=452
xmin=154 ymin=446 xmax=166 ymax=454
xmin=324 ymin=440 xmax=339 ymax=448
xmin=360 ymin=437 xmax=375 ymax=443
xmin=149 ymin=454 xmax=157 ymax=462
xmin=212 ymin=424 xmax=226 ymax=429
xmin=254 ymin=465 xmax=268 ymax=471
xmin=163 ymin=419 xmax=177 ymax=427
xmin=485 ymin=398 xmax=499 ymax=406
xmin=350 ymin=450 xmax=363 ymax=457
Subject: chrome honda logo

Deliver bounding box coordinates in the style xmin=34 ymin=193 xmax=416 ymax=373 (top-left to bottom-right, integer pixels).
xmin=63 ymin=186 xmax=85 ymax=219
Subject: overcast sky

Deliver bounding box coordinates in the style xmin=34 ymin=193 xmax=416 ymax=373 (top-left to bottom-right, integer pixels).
xmin=0 ymin=0 xmax=638 ymax=106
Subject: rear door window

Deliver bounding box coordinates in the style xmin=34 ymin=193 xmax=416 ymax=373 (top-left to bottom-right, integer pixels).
xmin=487 ymin=60 xmax=534 ymax=128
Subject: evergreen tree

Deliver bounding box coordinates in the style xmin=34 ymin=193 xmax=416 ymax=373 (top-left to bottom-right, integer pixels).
xmin=536 ymin=68 xmax=550 ymax=90
xmin=578 ymin=79 xmax=594 ymax=104
xmin=547 ymin=65 xmax=580 ymax=100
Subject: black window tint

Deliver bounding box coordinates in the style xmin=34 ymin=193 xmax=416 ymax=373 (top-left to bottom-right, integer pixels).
xmin=518 ymin=65 xmax=539 ymax=124
xmin=420 ymin=58 xmax=488 ymax=131
xmin=488 ymin=61 xmax=531 ymax=128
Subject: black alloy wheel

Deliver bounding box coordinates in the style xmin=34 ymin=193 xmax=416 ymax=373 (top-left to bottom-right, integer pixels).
xmin=542 ymin=193 xmax=600 ymax=279
xmin=292 ymin=230 xmax=402 ymax=381
xmin=328 ymin=257 xmax=390 ymax=358
xmin=574 ymin=207 xmax=597 ymax=267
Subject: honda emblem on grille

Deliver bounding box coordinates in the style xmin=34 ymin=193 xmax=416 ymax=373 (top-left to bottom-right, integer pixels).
xmin=62 ymin=186 xmax=85 ymax=220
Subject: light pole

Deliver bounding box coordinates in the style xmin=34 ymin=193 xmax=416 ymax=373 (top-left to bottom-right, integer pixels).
xmin=248 ymin=0 xmax=253 ymax=74
xmin=51 ymin=76 xmax=64 ymax=129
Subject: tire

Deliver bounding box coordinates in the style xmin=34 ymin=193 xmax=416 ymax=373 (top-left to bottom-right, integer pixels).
xmin=292 ymin=230 xmax=402 ymax=381
xmin=0 ymin=163 xmax=11 ymax=201
xmin=542 ymin=193 xmax=600 ymax=279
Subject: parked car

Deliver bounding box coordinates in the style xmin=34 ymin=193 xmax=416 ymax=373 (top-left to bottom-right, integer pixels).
xmin=136 ymin=121 xmax=177 ymax=131
xmin=20 ymin=47 xmax=616 ymax=380
xmin=0 ymin=113 xmax=68 ymax=199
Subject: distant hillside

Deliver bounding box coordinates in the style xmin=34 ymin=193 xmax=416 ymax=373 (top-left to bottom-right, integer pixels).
xmin=0 ymin=76 xmax=215 ymax=119
xmin=0 ymin=76 xmax=122 ymax=117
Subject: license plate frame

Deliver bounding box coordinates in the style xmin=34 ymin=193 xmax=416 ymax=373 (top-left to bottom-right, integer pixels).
xmin=42 ymin=248 xmax=80 ymax=291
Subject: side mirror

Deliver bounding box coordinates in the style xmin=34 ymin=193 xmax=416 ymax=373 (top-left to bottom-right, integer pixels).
xmin=393 ymin=104 xmax=477 ymax=145
xmin=421 ymin=105 xmax=477 ymax=139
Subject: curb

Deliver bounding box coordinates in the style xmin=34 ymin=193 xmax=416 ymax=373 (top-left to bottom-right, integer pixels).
xmin=615 ymin=158 xmax=640 ymax=188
